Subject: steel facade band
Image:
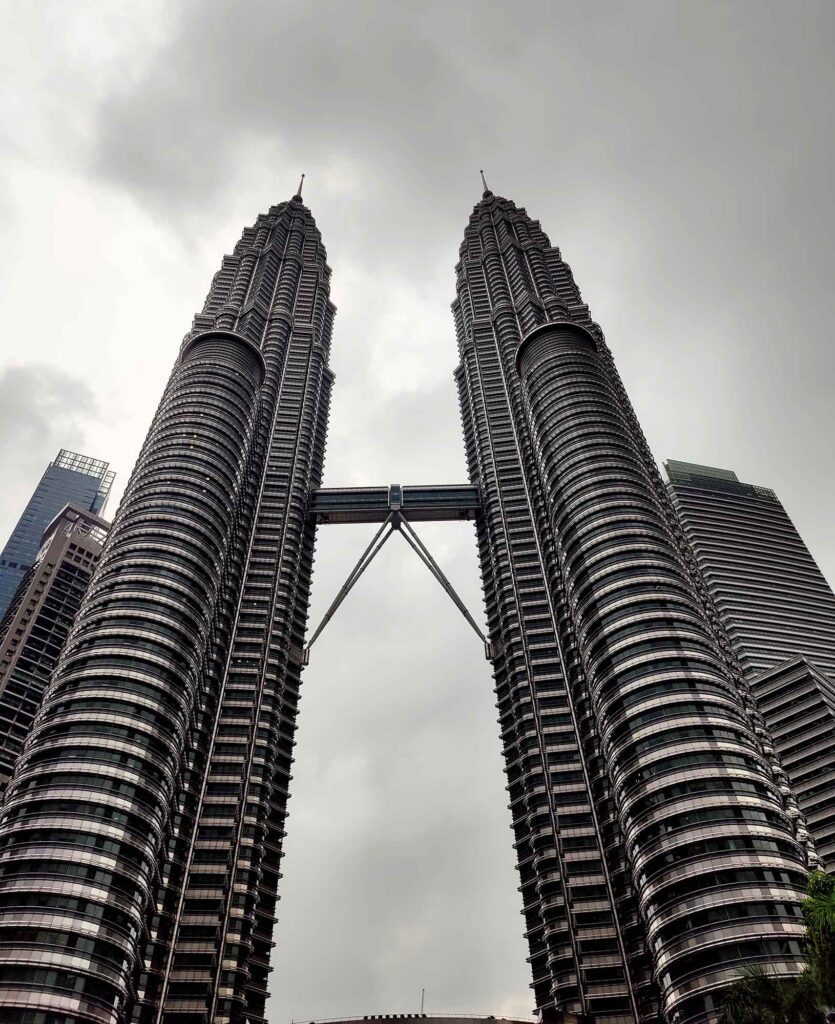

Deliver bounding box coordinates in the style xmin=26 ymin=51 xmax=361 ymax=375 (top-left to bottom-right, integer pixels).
xmin=517 ymin=325 xmax=808 ymax=1022
xmin=0 ymin=333 xmax=264 ymax=1023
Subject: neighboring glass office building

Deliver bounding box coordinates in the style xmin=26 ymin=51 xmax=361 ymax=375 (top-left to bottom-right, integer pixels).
xmin=0 ymin=449 xmax=114 ymax=617
xmin=0 ymin=503 xmax=109 ymax=789
xmin=666 ymin=460 xmax=835 ymax=866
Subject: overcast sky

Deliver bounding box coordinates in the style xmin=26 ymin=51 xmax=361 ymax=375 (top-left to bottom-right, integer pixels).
xmin=2 ymin=1 xmax=835 ymax=1020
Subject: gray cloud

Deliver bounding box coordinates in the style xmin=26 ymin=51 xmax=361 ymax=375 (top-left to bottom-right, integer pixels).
xmin=89 ymin=2 xmax=835 ymax=271
xmin=0 ymin=365 xmax=100 ymax=540
xmin=3 ymin=1 xmax=835 ymax=1021
xmin=279 ymin=521 xmax=525 ymax=1019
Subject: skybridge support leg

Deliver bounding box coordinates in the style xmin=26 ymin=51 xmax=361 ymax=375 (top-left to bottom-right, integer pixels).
xmin=304 ymin=514 xmax=395 ymax=660
xmin=395 ymin=516 xmax=492 ymax=657
xmin=304 ymin=512 xmax=493 ymax=662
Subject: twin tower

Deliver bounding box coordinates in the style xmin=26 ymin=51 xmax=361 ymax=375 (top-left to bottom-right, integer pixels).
xmin=0 ymin=189 xmax=816 ymax=1024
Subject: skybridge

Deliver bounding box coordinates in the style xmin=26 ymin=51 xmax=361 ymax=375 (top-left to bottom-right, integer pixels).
xmin=305 ymin=483 xmax=490 ymax=662
xmin=309 ymin=483 xmax=480 ymax=525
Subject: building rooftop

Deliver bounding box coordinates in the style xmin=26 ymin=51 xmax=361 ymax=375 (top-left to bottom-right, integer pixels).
xmin=52 ymin=448 xmax=111 ymax=479
xmin=664 ymin=459 xmax=777 ymax=500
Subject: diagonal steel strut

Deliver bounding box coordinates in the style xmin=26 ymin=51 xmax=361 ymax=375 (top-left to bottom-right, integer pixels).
xmin=305 ymin=513 xmax=395 ymax=655
xmin=396 ymin=515 xmax=487 ymax=644
xmin=304 ymin=512 xmax=490 ymax=661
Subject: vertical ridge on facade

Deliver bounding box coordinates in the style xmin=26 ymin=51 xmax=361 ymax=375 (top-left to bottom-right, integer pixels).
xmin=0 ymin=196 xmax=335 ymax=1024
xmin=453 ymin=191 xmax=656 ymax=1024
xmin=0 ymin=330 xmax=265 ymax=1023
xmin=454 ymin=190 xmax=813 ymax=1024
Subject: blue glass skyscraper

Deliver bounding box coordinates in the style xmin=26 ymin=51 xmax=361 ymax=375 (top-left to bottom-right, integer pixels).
xmin=0 ymin=449 xmax=114 ymax=617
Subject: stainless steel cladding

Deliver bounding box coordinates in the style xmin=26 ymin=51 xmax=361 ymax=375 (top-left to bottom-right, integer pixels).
xmin=454 ymin=189 xmax=813 ymax=1024
xmin=454 ymin=191 xmax=657 ymax=1024
xmin=0 ymin=331 xmax=265 ymax=1023
xmin=0 ymin=186 xmax=817 ymax=1024
xmin=516 ymin=323 xmax=809 ymax=1023
xmin=0 ymin=195 xmax=335 ymax=1024
xmin=136 ymin=198 xmax=335 ymax=1024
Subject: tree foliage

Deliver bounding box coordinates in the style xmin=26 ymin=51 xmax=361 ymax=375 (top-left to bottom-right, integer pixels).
xmin=719 ymin=870 xmax=835 ymax=1024
xmin=804 ymin=870 xmax=835 ymax=1006
xmin=720 ymin=965 xmax=822 ymax=1024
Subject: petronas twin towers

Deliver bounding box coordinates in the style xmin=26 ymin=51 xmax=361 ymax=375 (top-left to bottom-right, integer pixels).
xmin=0 ymin=186 xmax=817 ymax=1024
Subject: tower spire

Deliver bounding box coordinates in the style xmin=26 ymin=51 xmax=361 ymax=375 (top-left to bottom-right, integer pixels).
xmin=480 ymin=169 xmax=491 ymax=196
xmin=295 ymin=172 xmax=305 ymax=199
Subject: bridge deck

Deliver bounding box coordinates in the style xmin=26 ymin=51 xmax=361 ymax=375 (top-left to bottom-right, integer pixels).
xmin=310 ymin=484 xmax=479 ymax=524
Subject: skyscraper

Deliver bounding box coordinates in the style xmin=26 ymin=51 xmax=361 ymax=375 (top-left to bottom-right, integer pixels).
xmin=0 ymin=503 xmax=109 ymax=789
xmin=0 ymin=449 xmax=114 ymax=618
xmin=748 ymin=657 xmax=835 ymax=869
xmin=666 ymin=460 xmax=835 ymax=867
xmin=0 ymin=188 xmax=818 ymax=1024
xmin=0 ymin=192 xmax=334 ymax=1024
xmin=665 ymin=461 xmax=835 ymax=679
xmin=453 ymin=187 xmax=814 ymax=1024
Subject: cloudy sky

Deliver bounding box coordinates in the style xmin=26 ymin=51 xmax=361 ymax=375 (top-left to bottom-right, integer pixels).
xmin=2 ymin=1 xmax=834 ymax=1019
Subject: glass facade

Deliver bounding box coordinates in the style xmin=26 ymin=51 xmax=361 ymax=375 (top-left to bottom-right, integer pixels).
xmin=453 ymin=191 xmax=815 ymax=1024
xmin=0 ymin=504 xmax=109 ymax=790
xmin=0 ymin=450 xmax=114 ymax=618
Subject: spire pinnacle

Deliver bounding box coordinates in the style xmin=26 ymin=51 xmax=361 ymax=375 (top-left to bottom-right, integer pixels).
xmin=295 ymin=173 xmax=305 ymax=199
xmin=480 ymin=169 xmax=488 ymax=192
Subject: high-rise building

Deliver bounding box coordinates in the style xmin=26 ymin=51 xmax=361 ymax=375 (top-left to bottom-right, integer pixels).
xmin=0 ymin=192 xmax=334 ymax=1024
xmin=665 ymin=460 xmax=835 ymax=867
xmin=664 ymin=461 xmax=835 ymax=679
xmin=748 ymin=656 xmax=835 ymax=869
xmin=0 ymin=449 xmax=114 ymax=618
xmin=452 ymin=188 xmax=815 ymax=1024
xmin=0 ymin=189 xmax=817 ymax=1024
xmin=0 ymin=503 xmax=109 ymax=789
